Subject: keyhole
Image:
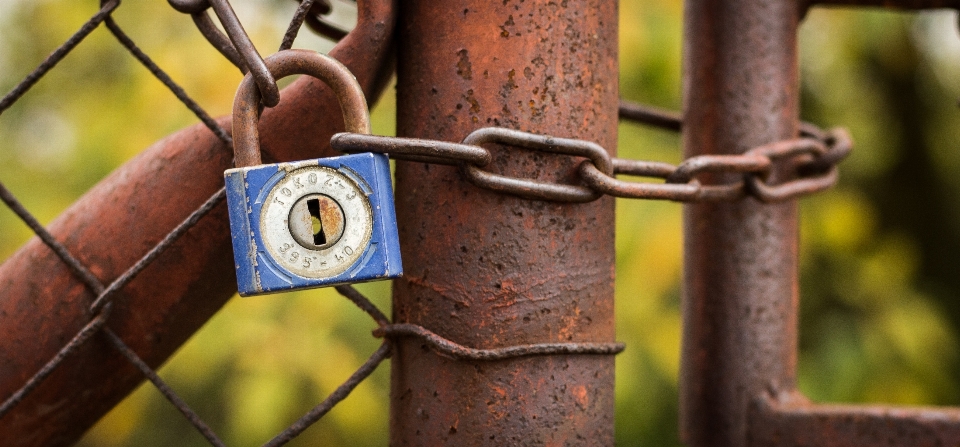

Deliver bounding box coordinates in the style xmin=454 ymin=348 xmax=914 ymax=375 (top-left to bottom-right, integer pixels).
xmin=307 ymin=198 xmax=326 ymax=245
xmin=289 ymin=194 xmax=345 ymax=250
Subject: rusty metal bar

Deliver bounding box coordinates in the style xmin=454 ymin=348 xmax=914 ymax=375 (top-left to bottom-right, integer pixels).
xmin=679 ymin=0 xmax=801 ymax=445
xmin=805 ymin=0 xmax=960 ymax=9
xmin=391 ymin=0 xmax=618 ymax=444
xmin=751 ymin=392 xmax=960 ymax=446
xmin=0 ymin=1 xmax=395 ymax=444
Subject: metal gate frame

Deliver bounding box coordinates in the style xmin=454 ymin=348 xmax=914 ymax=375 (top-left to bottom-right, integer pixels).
xmin=683 ymin=0 xmax=960 ymax=445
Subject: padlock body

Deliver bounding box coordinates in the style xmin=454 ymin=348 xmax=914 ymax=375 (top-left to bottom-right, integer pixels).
xmin=224 ymin=153 xmax=401 ymax=296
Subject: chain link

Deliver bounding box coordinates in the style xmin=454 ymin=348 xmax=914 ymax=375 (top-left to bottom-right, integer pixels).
xmin=332 ymin=121 xmax=853 ymax=203
xmin=461 ymin=127 xmax=613 ymax=202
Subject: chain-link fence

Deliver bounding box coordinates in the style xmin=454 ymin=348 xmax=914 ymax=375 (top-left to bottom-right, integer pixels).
xmin=0 ymin=0 xmax=367 ymax=444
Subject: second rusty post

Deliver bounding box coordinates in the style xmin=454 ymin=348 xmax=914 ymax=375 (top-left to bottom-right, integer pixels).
xmin=679 ymin=0 xmax=801 ymax=445
xmin=391 ymin=1 xmax=619 ymax=444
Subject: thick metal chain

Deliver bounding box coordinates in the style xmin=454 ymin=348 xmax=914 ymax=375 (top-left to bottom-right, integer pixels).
xmin=169 ymin=0 xmax=842 ymax=206
xmin=331 ymin=104 xmax=853 ymax=203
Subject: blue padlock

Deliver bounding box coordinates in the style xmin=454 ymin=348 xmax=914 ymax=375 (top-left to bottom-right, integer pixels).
xmin=224 ymin=50 xmax=401 ymax=296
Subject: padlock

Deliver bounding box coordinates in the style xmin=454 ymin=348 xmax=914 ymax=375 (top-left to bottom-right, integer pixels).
xmin=224 ymin=50 xmax=401 ymax=296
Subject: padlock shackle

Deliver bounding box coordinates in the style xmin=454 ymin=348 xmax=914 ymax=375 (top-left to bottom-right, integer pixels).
xmin=232 ymin=49 xmax=371 ymax=167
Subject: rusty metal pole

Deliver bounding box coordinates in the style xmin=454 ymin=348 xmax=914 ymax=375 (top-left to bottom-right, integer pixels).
xmin=392 ymin=1 xmax=618 ymax=444
xmin=679 ymin=0 xmax=800 ymax=445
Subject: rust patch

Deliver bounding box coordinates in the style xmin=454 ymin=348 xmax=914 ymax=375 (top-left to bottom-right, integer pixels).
xmin=456 ymin=49 xmax=473 ymax=80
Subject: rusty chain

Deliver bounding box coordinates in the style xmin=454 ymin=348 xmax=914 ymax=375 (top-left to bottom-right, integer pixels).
xmin=166 ymin=0 xmax=853 ymax=205
xmin=332 ymin=101 xmax=853 ymax=203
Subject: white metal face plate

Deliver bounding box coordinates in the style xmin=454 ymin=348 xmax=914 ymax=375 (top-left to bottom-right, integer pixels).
xmin=259 ymin=166 xmax=373 ymax=278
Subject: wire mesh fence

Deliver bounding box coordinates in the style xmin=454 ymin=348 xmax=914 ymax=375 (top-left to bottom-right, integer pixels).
xmin=0 ymin=0 xmax=366 ymax=444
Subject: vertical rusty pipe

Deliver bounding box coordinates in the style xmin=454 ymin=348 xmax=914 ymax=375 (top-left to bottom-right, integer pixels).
xmin=392 ymin=1 xmax=618 ymax=444
xmin=679 ymin=0 xmax=800 ymax=445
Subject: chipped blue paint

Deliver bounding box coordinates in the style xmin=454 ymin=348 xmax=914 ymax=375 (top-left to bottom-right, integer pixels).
xmin=224 ymin=152 xmax=402 ymax=296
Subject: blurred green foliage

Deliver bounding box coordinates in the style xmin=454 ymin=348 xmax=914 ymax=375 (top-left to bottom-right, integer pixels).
xmin=796 ymin=8 xmax=960 ymax=408
xmin=1 ymin=0 xmax=960 ymax=445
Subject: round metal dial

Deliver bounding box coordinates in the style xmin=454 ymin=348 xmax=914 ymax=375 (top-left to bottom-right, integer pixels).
xmin=260 ymin=166 xmax=373 ymax=278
